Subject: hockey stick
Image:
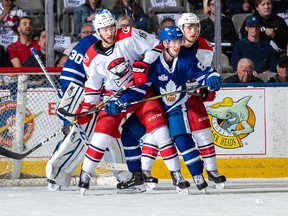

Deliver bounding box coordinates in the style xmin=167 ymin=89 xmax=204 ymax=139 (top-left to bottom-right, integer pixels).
xmin=122 ymin=85 xmax=205 ymax=107
xmin=31 ymin=48 xmax=62 ymax=98
xmin=0 ymin=124 xmax=72 ymax=160
xmin=57 ymin=81 xmax=134 ymax=117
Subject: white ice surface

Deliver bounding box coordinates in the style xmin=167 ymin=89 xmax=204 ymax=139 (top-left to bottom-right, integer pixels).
xmin=1 ymin=178 xmax=288 ymax=216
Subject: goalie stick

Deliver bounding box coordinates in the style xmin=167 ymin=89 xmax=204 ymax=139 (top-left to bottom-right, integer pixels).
xmin=58 ymin=84 xmax=204 ymax=117
xmin=31 ymin=48 xmax=62 ymax=98
xmin=0 ymin=124 xmax=71 ymax=159
xmin=57 ymin=81 xmax=134 ymax=117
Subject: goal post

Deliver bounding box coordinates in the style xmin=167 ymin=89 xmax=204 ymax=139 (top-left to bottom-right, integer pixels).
xmin=0 ymin=67 xmax=64 ymax=186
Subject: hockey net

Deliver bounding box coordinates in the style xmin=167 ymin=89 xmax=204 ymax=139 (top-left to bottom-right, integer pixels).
xmin=0 ymin=68 xmax=116 ymax=187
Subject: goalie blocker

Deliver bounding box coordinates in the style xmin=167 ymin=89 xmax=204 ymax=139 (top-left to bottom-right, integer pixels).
xmin=47 ymin=82 xmax=127 ymax=188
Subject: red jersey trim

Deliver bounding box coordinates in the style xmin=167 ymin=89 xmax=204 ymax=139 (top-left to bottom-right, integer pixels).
xmin=198 ymin=36 xmax=213 ymax=51
xmin=83 ymin=43 xmax=98 ymax=67
xmin=115 ymin=26 xmax=133 ymax=43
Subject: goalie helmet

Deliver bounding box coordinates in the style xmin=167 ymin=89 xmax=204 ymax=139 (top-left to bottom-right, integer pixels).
xmin=177 ymin=13 xmax=201 ymax=32
xmin=93 ymin=9 xmax=117 ymax=31
xmin=159 ymin=26 xmax=183 ymax=43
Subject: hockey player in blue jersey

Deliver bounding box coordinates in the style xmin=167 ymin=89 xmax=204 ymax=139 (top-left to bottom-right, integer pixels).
xmin=105 ymin=26 xmax=222 ymax=191
xmin=60 ymin=34 xmax=98 ymax=92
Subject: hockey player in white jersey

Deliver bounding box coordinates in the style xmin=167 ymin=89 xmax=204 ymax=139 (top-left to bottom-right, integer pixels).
xmin=46 ymin=24 xmax=127 ymax=190
xmin=105 ymin=25 xmax=222 ymax=192
xmin=77 ymin=9 xmax=189 ymax=194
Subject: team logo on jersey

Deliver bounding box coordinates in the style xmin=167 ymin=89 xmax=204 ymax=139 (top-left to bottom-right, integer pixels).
xmin=160 ymin=80 xmax=181 ymax=105
xmin=83 ymin=54 xmax=89 ymax=63
xmin=107 ymin=57 xmax=132 ymax=87
xmin=122 ymin=26 xmax=130 ymax=33
xmin=206 ymin=96 xmax=255 ymax=149
xmin=158 ymin=74 xmax=168 ymax=81
xmin=0 ymin=96 xmax=39 ymax=148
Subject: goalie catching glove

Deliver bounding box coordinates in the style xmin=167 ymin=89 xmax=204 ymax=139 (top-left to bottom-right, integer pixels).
xmin=205 ymin=72 xmax=222 ymax=91
xmin=132 ymin=61 xmax=149 ymax=87
xmin=75 ymin=102 xmax=94 ymax=125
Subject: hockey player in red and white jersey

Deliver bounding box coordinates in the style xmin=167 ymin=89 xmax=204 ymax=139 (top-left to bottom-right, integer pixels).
xmin=141 ymin=13 xmax=226 ymax=187
xmin=76 ymin=9 xmax=189 ymax=194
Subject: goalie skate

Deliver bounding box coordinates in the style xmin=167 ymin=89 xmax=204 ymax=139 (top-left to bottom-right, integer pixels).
xmin=117 ymin=171 xmax=146 ymax=194
xmin=47 ymin=179 xmax=61 ymax=191
xmin=193 ymin=174 xmax=208 ymax=194
xmin=143 ymin=170 xmax=158 ymax=190
xmin=207 ymin=170 xmax=226 ymax=189
xmin=170 ymin=171 xmax=190 ymax=194
xmin=78 ymin=170 xmax=92 ymax=196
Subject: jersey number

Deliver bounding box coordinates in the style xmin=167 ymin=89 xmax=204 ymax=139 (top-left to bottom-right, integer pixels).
xmin=69 ymin=50 xmax=84 ymax=64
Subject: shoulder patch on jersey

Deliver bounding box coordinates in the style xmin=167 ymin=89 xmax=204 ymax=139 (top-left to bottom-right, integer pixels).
xmin=115 ymin=26 xmax=133 ymax=42
xmin=198 ymin=36 xmax=213 ymax=51
xmin=83 ymin=43 xmax=98 ymax=67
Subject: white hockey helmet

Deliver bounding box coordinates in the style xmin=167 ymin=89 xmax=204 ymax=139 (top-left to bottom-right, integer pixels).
xmin=93 ymin=9 xmax=117 ymax=31
xmin=177 ymin=13 xmax=201 ymax=32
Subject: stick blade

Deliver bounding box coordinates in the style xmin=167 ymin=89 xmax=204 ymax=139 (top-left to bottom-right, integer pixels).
xmin=57 ymin=108 xmax=78 ymax=117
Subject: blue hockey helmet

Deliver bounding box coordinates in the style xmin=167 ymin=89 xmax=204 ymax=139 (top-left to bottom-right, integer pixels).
xmin=159 ymin=26 xmax=183 ymax=43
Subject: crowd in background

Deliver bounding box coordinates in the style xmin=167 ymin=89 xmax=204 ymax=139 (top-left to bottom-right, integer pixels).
xmin=0 ymin=0 xmax=287 ymax=85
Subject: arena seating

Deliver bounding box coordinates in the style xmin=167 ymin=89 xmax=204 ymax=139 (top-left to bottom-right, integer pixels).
xmin=11 ymin=0 xmax=245 ymax=72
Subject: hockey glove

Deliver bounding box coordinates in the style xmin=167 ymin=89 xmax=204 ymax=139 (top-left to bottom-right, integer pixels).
xmin=132 ymin=61 xmax=149 ymax=87
xmin=75 ymin=102 xmax=94 ymax=125
xmin=200 ymin=88 xmax=216 ymax=102
xmin=205 ymin=73 xmax=222 ymax=91
xmin=104 ymin=99 xmax=126 ymax=115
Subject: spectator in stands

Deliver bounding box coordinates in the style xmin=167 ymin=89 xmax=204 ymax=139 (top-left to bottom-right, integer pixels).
xmin=200 ymin=0 xmax=238 ymax=59
xmin=231 ymin=15 xmax=276 ymax=73
xmin=225 ymin=0 xmax=254 ymax=18
xmin=240 ymin=0 xmax=288 ymax=53
xmin=0 ymin=0 xmax=27 ymax=35
xmin=0 ymin=44 xmax=11 ymax=67
xmin=112 ymin=0 xmax=148 ymax=31
xmin=23 ymin=29 xmax=63 ymax=67
xmin=157 ymin=17 xmax=175 ymax=36
xmin=117 ymin=13 xmax=133 ymax=29
xmin=267 ymin=55 xmax=288 ymax=83
xmin=187 ymin=0 xmax=203 ymax=12
xmin=73 ymin=0 xmax=104 ymax=41
xmin=57 ymin=55 xmax=68 ymax=67
xmin=64 ymin=23 xmax=94 ymax=55
xmin=6 ymin=16 xmax=40 ymax=67
xmin=223 ymin=58 xmax=265 ymax=83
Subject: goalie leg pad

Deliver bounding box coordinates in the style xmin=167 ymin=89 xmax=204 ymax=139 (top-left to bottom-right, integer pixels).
xmin=46 ymin=123 xmax=90 ymax=187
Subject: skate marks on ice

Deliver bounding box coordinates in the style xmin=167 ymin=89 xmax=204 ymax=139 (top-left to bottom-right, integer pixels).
xmin=63 ymin=179 xmax=288 ymax=196
xmin=61 ymin=185 xmax=147 ymax=196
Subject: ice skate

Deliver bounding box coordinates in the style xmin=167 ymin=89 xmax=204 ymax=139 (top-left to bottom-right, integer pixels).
xmin=193 ymin=174 xmax=208 ymax=193
xmin=78 ymin=170 xmax=91 ymax=195
xmin=117 ymin=171 xmax=146 ymax=194
xmin=47 ymin=179 xmax=61 ymax=191
xmin=143 ymin=170 xmax=158 ymax=190
xmin=170 ymin=171 xmax=190 ymax=194
xmin=207 ymin=170 xmax=226 ymax=189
